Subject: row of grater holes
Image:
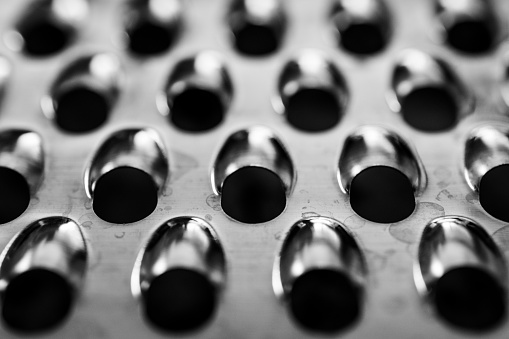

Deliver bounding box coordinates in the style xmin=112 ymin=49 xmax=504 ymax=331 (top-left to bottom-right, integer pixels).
xmin=12 ymin=0 xmax=501 ymax=58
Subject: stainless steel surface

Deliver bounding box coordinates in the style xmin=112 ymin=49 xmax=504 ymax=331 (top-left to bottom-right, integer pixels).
xmin=0 ymin=0 xmax=508 ymax=338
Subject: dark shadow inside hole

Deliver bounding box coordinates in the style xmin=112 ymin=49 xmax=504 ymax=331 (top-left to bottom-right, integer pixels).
xmin=55 ymin=87 xmax=109 ymax=133
xmin=170 ymin=88 xmax=224 ymax=132
xmin=350 ymin=166 xmax=415 ymax=223
xmin=433 ymin=266 xmax=505 ymax=331
xmin=0 ymin=167 xmax=30 ymax=224
xmin=479 ymin=164 xmax=509 ymax=222
xmin=128 ymin=21 xmax=173 ymax=56
xmin=144 ymin=268 xmax=216 ymax=332
xmin=19 ymin=19 xmax=70 ymax=56
xmin=233 ymin=23 xmax=280 ymax=56
xmin=340 ymin=22 xmax=387 ymax=55
xmin=286 ymin=88 xmax=341 ymax=132
xmin=2 ymin=268 xmax=73 ymax=333
xmin=446 ymin=20 xmax=494 ymax=54
xmin=289 ymin=269 xmax=361 ymax=333
xmin=400 ymin=87 xmax=458 ymax=132
xmin=93 ymin=167 xmax=158 ymax=224
xmin=221 ymin=167 xmax=286 ymax=223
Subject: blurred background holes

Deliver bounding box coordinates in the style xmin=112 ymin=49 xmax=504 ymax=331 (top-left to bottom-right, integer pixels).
xmin=170 ymin=88 xmax=224 ymax=132
xmin=286 ymin=89 xmax=340 ymax=132
xmin=163 ymin=52 xmax=232 ymax=132
xmin=400 ymin=87 xmax=458 ymax=132
xmin=43 ymin=53 xmax=122 ymax=134
xmin=0 ymin=167 xmax=30 ymax=224
xmin=331 ymin=0 xmax=392 ymax=55
xmin=290 ymin=269 xmax=360 ymax=332
xmin=349 ymin=166 xmax=415 ymax=223
xmin=275 ymin=51 xmax=347 ymax=132
xmin=18 ymin=20 xmax=70 ymax=56
xmin=93 ymin=167 xmax=158 ymax=224
xmin=221 ymin=167 xmax=286 ymax=223
xmin=436 ymin=0 xmax=498 ymax=54
xmin=2 ymin=268 xmax=73 ymax=333
xmin=54 ymin=88 xmax=109 ymax=133
xmin=12 ymin=0 xmax=88 ymax=57
xmin=479 ymin=165 xmax=509 ymax=222
xmin=433 ymin=266 xmax=505 ymax=331
xmin=389 ymin=50 xmax=471 ymax=132
xmin=228 ymin=0 xmax=286 ymax=56
xmin=144 ymin=268 xmax=216 ymax=332
xmin=125 ymin=0 xmax=181 ymax=56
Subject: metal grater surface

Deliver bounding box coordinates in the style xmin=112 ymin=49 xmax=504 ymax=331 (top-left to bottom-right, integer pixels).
xmin=0 ymin=0 xmax=508 ymax=338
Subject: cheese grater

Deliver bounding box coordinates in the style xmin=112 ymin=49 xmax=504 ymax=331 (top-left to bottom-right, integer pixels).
xmin=0 ymin=0 xmax=508 ymax=338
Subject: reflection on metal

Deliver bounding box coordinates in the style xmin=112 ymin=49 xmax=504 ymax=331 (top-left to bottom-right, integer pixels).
xmin=84 ymin=128 xmax=168 ymax=199
xmin=331 ymin=0 xmax=392 ymax=53
xmin=463 ymin=125 xmax=509 ymax=191
xmin=273 ymin=216 xmax=366 ymax=298
xmin=5 ymin=0 xmax=88 ymax=53
xmin=273 ymin=50 xmax=347 ymax=116
xmin=41 ymin=53 xmax=122 ymax=122
xmin=131 ymin=216 xmax=226 ymax=299
xmin=157 ymin=51 xmax=232 ymax=117
xmin=337 ymin=125 xmax=426 ymax=194
xmin=387 ymin=49 xmax=472 ymax=114
xmin=434 ymin=0 xmax=497 ymax=48
xmin=211 ymin=125 xmax=295 ymax=195
xmin=0 ymin=129 xmax=44 ymax=194
xmin=414 ymin=215 xmax=505 ymax=296
xmin=0 ymin=216 xmax=87 ymax=293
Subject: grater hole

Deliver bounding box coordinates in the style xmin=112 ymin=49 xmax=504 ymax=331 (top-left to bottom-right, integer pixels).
xmin=93 ymin=167 xmax=158 ymax=224
xmin=340 ymin=22 xmax=387 ymax=55
xmin=446 ymin=20 xmax=494 ymax=54
xmin=221 ymin=167 xmax=286 ymax=224
xmin=233 ymin=23 xmax=280 ymax=56
xmin=479 ymin=164 xmax=509 ymax=222
xmin=55 ymin=87 xmax=109 ymax=133
xmin=144 ymin=268 xmax=216 ymax=332
xmin=350 ymin=166 xmax=415 ymax=223
xmin=289 ymin=269 xmax=360 ymax=332
xmin=19 ymin=20 xmax=70 ymax=57
xmin=0 ymin=167 xmax=30 ymax=224
xmin=400 ymin=87 xmax=457 ymax=132
xmin=434 ymin=267 xmax=505 ymax=331
xmin=286 ymin=88 xmax=341 ymax=132
xmin=170 ymin=88 xmax=224 ymax=132
xmin=128 ymin=21 xmax=174 ymax=56
xmin=2 ymin=269 xmax=73 ymax=333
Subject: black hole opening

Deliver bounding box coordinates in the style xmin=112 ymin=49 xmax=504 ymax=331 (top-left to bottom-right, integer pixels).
xmin=350 ymin=166 xmax=415 ymax=223
xmin=479 ymin=164 xmax=509 ymax=222
xmin=446 ymin=20 xmax=494 ymax=54
xmin=93 ymin=167 xmax=158 ymax=224
xmin=0 ymin=167 xmax=30 ymax=224
xmin=170 ymin=88 xmax=224 ymax=132
xmin=54 ymin=87 xmax=110 ymax=133
xmin=19 ymin=19 xmax=70 ymax=57
xmin=233 ymin=23 xmax=280 ymax=56
xmin=400 ymin=87 xmax=458 ymax=132
xmin=286 ymin=88 xmax=341 ymax=132
xmin=128 ymin=21 xmax=174 ymax=56
xmin=340 ymin=22 xmax=387 ymax=55
xmin=2 ymin=269 xmax=73 ymax=333
xmin=144 ymin=268 xmax=216 ymax=333
xmin=289 ymin=269 xmax=361 ymax=333
xmin=221 ymin=167 xmax=286 ymax=223
xmin=433 ymin=266 xmax=505 ymax=331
